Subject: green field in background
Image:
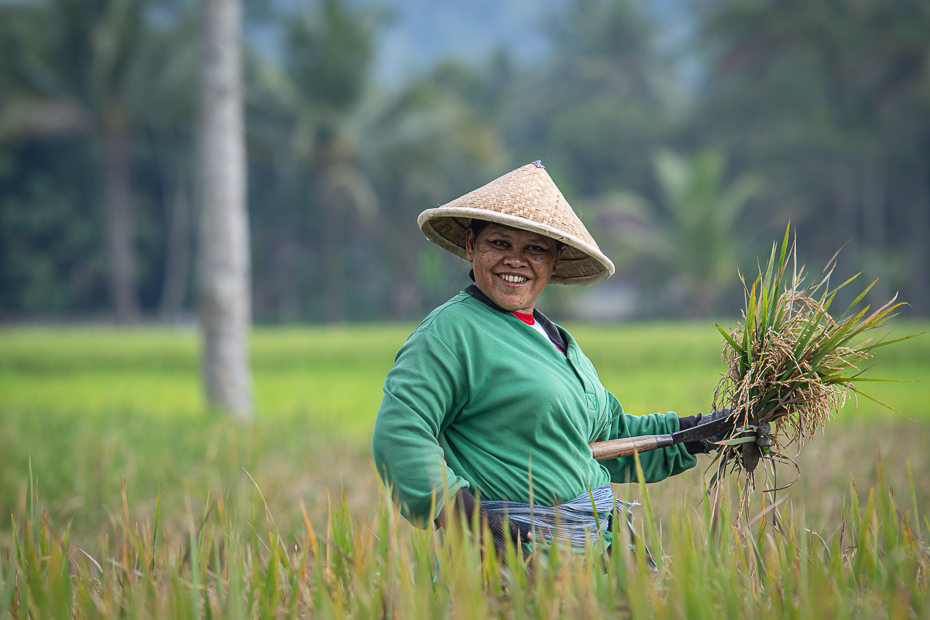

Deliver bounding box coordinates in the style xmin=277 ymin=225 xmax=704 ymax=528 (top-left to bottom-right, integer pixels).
xmin=1 ymin=320 xmax=926 ymax=431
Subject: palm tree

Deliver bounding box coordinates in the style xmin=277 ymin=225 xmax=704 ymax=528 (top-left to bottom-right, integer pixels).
xmin=1 ymin=0 xmax=174 ymax=323
xmin=700 ymin=0 xmax=930 ymax=309
xmin=358 ymin=73 xmax=503 ymax=318
xmin=595 ymin=148 xmax=762 ymax=317
xmin=246 ymin=7 xmax=503 ymax=321
xmin=197 ymin=0 xmax=251 ymax=418
xmin=254 ymin=0 xmax=383 ymax=323
xmin=521 ymin=0 xmax=674 ymax=197
xmin=651 ymin=148 xmax=762 ymax=316
xmin=55 ymin=0 xmax=151 ymax=323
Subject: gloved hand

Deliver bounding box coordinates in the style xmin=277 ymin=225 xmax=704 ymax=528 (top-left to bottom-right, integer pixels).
xmin=693 ymin=409 xmax=775 ymax=454
xmin=696 ymin=407 xmax=732 ymax=453
xmin=436 ymin=488 xmax=533 ymax=558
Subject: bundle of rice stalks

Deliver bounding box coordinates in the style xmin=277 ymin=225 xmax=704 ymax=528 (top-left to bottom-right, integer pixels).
xmin=710 ymin=226 xmax=916 ymax=492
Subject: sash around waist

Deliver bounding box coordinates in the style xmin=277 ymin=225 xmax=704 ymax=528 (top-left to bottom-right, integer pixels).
xmin=480 ymin=485 xmax=637 ymax=548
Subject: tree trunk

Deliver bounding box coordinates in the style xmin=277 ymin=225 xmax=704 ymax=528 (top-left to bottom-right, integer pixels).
xmin=272 ymin=234 xmax=301 ymax=321
xmin=860 ymin=157 xmax=890 ymax=304
xmin=103 ymin=111 xmax=139 ymax=324
xmin=320 ymin=167 xmax=346 ymax=323
xmin=388 ymin=243 xmax=421 ymax=320
xmin=832 ymin=159 xmax=858 ymax=257
xmin=861 ymin=159 xmax=886 ymax=250
xmin=197 ymin=0 xmax=252 ymax=419
xmin=157 ymin=162 xmax=191 ymax=323
xmin=908 ymin=160 xmax=930 ymax=315
xmin=832 ymin=158 xmax=860 ymax=307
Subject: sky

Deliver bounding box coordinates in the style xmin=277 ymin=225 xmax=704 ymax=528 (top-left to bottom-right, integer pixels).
xmin=371 ymin=0 xmax=564 ymax=83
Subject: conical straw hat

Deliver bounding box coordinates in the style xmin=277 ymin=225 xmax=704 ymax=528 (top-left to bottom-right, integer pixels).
xmin=417 ymin=161 xmax=615 ymax=285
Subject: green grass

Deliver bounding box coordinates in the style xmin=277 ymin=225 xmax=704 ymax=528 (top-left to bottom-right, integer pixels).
xmin=0 ymin=325 xmax=414 ymax=434
xmin=2 ymin=320 xmax=924 ymax=423
xmin=0 ymin=322 xmax=928 ymax=617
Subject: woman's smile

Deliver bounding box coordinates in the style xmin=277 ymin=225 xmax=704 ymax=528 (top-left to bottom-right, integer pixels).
xmin=497 ymin=273 xmax=529 ymax=285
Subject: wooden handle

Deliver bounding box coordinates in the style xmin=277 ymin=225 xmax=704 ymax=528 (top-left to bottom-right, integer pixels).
xmin=589 ymin=434 xmax=674 ymax=461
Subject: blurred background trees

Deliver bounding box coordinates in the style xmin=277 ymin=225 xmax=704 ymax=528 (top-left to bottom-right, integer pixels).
xmin=1 ymin=0 xmax=928 ymax=323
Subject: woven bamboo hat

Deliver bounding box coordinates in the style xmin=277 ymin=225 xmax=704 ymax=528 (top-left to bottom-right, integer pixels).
xmin=417 ymin=161 xmax=615 ymax=285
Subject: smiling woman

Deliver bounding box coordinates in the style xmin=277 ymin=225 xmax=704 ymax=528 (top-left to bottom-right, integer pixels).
xmin=465 ymin=223 xmax=564 ymax=314
xmin=371 ymin=161 xmax=720 ymax=562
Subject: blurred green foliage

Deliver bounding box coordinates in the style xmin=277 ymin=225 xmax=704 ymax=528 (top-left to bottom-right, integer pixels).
xmin=1 ymin=0 xmax=929 ymax=322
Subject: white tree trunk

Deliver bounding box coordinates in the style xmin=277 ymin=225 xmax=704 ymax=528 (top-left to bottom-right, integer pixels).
xmin=197 ymin=0 xmax=252 ymax=418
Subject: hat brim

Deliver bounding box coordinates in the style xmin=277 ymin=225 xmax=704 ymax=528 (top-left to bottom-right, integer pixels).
xmin=418 ymin=206 xmax=615 ymax=285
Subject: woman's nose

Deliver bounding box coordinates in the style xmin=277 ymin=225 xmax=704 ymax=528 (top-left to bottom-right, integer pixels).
xmin=502 ymin=249 xmax=527 ymax=266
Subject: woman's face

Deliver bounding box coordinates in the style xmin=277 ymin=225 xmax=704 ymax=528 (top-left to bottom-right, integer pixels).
xmin=465 ymin=223 xmax=565 ymax=314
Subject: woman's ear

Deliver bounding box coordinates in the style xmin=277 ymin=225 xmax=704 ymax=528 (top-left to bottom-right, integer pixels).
xmin=464 ymin=229 xmax=475 ymax=262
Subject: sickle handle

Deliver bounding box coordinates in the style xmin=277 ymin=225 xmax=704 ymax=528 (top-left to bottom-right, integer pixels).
xmin=589 ymin=434 xmax=675 ymax=461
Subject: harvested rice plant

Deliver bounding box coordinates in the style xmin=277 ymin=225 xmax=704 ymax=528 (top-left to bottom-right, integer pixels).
xmin=710 ymin=229 xmax=920 ymax=504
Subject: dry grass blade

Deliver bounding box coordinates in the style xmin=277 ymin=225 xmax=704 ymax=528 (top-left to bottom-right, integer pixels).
xmin=712 ymin=226 xmax=917 ymax=501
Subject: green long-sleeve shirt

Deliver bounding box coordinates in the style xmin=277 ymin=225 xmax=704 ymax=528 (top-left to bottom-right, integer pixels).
xmin=372 ymin=289 xmax=697 ymax=526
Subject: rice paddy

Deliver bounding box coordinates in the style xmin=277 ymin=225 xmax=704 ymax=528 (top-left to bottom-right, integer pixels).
xmin=1 ymin=323 xmax=928 ymax=617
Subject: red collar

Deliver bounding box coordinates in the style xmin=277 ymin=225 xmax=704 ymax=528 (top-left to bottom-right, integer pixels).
xmin=511 ymin=311 xmax=535 ymax=326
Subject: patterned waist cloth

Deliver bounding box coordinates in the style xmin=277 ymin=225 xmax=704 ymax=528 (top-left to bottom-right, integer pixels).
xmin=480 ymin=484 xmax=640 ymax=549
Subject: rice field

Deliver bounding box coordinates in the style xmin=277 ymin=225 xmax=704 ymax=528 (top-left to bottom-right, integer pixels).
xmin=0 ymin=322 xmax=928 ymax=617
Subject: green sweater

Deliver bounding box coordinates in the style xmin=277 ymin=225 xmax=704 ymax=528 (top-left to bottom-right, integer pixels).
xmin=372 ymin=290 xmax=697 ymax=526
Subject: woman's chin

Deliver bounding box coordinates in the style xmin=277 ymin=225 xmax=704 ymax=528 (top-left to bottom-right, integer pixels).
xmin=488 ymin=291 xmax=531 ymax=313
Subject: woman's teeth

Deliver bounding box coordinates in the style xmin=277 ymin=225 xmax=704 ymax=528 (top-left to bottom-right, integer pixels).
xmin=500 ymin=274 xmax=527 ymax=283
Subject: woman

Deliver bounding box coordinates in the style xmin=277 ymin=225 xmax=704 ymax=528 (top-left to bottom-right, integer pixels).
xmin=372 ymin=161 xmax=714 ymax=556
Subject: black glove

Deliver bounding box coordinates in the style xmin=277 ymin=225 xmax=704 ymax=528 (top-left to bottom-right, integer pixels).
xmin=678 ymin=408 xmax=731 ymax=454
xmin=682 ymin=409 xmax=775 ymax=455
xmin=697 ymin=407 xmax=732 ymax=453
xmin=438 ymin=488 xmax=533 ymax=558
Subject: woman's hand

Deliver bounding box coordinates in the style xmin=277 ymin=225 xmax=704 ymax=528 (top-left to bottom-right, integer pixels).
xmin=691 ymin=409 xmax=775 ymax=453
